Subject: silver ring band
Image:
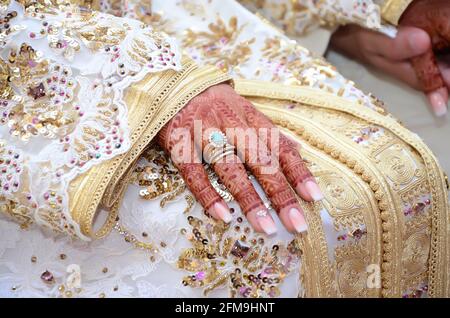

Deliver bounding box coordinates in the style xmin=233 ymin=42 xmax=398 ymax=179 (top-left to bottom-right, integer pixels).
xmin=255 ymin=210 xmax=268 ymax=218
xmin=210 ymin=149 xmax=236 ymax=165
xmin=204 ymin=131 xmax=236 ymax=165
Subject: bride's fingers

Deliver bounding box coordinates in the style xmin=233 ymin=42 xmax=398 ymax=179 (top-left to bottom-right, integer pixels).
xmin=439 ymin=61 xmax=450 ymax=88
xmin=157 ymin=124 xmax=232 ymax=223
xmin=411 ymin=49 xmax=447 ymax=89
xmin=278 ymin=136 xmax=323 ymax=201
xmin=199 ymin=126 xmax=277 ymax=235
xmin=411 ymin=50 xmax=449 ymax=116
xmin=213 ymin=153 xmax=277 ymax=235
xmin=177 ymin=162 xmax=232 ymax=223
xmin=239 ymin=98 xmax=323 ymax=202
xmin=212 ymin=101 xmax=308 ymax=233
xmin=235 ymin=134 xmax=308 ymax=233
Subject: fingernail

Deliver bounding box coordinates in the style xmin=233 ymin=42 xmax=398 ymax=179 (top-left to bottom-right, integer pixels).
xmin=430 ymin=90 xmax=448 ymax=117
xmin=304 ymin=180 xmax=324 ymax=201
xmin=212 ymin=202 xmax=232 ymax=223
xmin=289 ymin=208 xmax=308 ymax=233
xmin=256 ymin=212 xmax=277 ymax=235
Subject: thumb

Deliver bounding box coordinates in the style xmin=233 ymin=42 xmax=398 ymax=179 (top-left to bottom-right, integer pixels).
xmin=376 ymin=26 xmax=431 ymax=60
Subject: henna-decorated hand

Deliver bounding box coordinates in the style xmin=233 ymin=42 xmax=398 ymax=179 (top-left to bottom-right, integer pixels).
xmin=400 ymin=0 xmax=450 ymax=116
xmin=157 ymin=84 xmax=323 ymax=235
xmin=331 ymin=0 xmax=450 ymax=117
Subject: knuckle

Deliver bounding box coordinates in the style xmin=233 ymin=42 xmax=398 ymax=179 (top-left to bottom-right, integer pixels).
xmin=258 ymin=173 xmax=288 ymax=197
xmin=270 ymin=188 xmax=297 ymax=211
xmin=180 ymin=164 xmax=207 ymax=191
xmin=234 ymin=189 xmax=263 ymax=213
xmin=214 ymin=162 xmax=253 ymax=193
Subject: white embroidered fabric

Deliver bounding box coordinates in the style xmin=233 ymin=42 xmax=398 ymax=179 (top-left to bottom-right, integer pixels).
xmin=0 ymin=178 xmax=313 ymax=297
xmin=0 ymin=1 xmax=182 ymax=238
xmin=239 ymin=0 xmax=397 ymax=38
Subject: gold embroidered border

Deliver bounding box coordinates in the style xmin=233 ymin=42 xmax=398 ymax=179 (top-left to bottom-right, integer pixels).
xmin=235 ymin=79 xmax=449 ymax=298
xmin=266 ymin=106 xmax=397 ymax=297
xmin=381 ymin=0 xmax=413 ymax=25
xmin=259 ymin=108 xmax=384 ymax=297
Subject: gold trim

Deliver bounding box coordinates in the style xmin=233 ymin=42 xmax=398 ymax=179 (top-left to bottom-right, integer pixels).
xmin=261 ymin=105 xmax=396 ymax=297
xmin=270 ymin=119 xmax=383 ymax=297
xmin=235 ymin=79 xmax=449 ymax=298
xmin=381 ymin=0 xmax=413 ymax=25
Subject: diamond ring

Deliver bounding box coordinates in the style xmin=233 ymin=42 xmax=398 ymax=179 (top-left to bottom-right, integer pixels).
xmin=204 ymin=131 xmax=235 ymax=165
xmin=256 ymin=210 xmax=268 ymax=218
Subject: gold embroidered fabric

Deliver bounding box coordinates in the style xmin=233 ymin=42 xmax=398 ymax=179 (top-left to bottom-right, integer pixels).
xmin=234 ymin=79 xmax=450 ymax=298
xmin=381 ymin=0 xmax=413 ymax=25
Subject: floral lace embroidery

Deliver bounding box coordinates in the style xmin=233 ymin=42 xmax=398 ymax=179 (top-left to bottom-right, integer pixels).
xmin=240 ymin=0 xmax=382 ymax=36
xmin=0 ymin=0 xmax=182 ymax=239
xmin=183 ymin=16 xmax=255 ymax=75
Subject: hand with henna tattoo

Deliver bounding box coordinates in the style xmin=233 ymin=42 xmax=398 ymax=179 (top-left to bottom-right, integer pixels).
xmin=399 ymin=0 xmax=450 ymax=116
xmin=331 ymin=0 xmax=450 ymax=116
xmin=157 ymin=84 xmax=323 ymax=235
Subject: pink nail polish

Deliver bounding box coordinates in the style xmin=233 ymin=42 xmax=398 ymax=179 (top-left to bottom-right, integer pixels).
xmin=256 ymin=213 xmax=277 ymax=235
xmin=434 ymin=99 xmax=448 ymax=117
xmin=213 ymin=202 xmax=232 ymax=223
xmin=430 ymin=90 xmax=448 ymax=117
xmin=304 ymin=180 xmax=324 ymax=201
xmin=288 ymin=208 xmax=308 ymax=233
